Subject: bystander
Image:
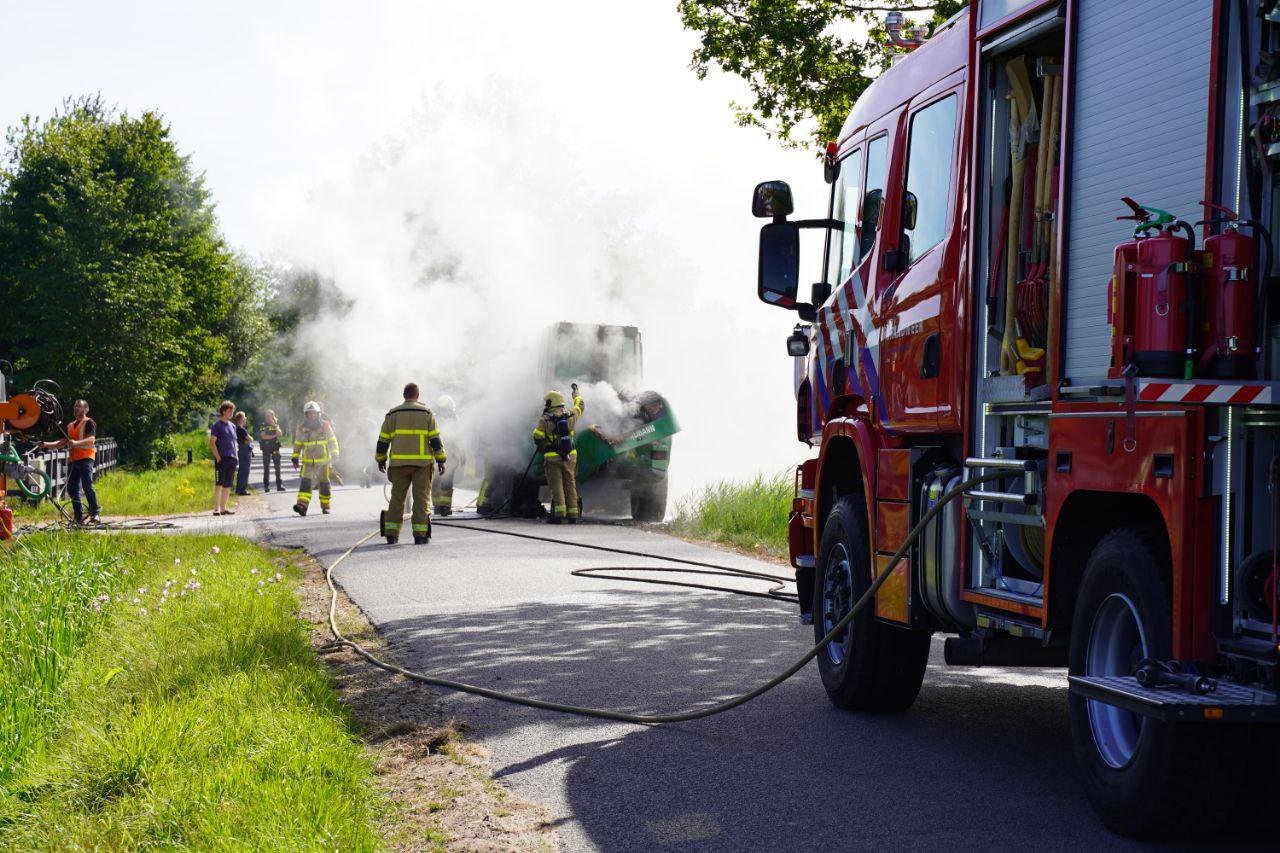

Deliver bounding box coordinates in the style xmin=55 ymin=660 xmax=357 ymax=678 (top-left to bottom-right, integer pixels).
xmin=209 ymin=401 xmax=238 ymax=515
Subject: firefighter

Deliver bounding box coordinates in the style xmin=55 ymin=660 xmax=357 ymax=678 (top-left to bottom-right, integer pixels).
xmin=291 ymin=400 xmax=340 ymax=516
xmin=258 ymin=409 xmax=285 ymax=492
xmin=533 ymin=385 xmax=583 ymax=524
xmin=376 ymin=382 xmax=446 ymax=544
xmin=319 ymin=407 xmax=345 ymax=486
xmin=431 ymin=394 xmax=463 ymax=516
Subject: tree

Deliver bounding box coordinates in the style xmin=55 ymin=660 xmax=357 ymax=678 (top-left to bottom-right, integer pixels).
xmin=679 ymin=1 xmax=967 ymax=150
xmin=0 ymin=96 xmax=267 ymax=465
xmin=227 ymin=265 xmax=351 ymax=434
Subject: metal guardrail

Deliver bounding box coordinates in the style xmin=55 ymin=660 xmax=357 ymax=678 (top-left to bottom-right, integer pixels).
xmin=26 ymin=437 xmax=120 ymax=499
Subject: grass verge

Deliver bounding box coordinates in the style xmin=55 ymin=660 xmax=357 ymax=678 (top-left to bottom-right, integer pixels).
xmin=25 ymin=430 xmax=250 ymax=521
xmin=668 ymin=471 xmax=791 ymax=560
xmin=0 ymin=533 xmax=383 ymax=849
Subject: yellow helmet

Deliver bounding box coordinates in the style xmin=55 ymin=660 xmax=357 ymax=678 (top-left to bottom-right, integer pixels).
xmin=543 ymin=390 xmax=565 ymax=409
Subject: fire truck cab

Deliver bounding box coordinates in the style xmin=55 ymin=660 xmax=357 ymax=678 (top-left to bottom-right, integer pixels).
xmin=753 ymin=0 xmax=1279 ymax=836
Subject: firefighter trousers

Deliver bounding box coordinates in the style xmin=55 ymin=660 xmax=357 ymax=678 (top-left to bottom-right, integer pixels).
xmin=297 ymin=460 xmax=332 ymax=512
xmin=431 ymin=460 xmax=456 ymax=510
xmin=545 ymin=454 xmax=578 ymax=518
xmin=386 ymin=464 xmax=433 ymax=538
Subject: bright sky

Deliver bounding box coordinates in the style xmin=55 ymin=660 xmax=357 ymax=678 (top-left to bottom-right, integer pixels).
xmin=3 ymin=1 xmax=819 ymax=255
xmin=4 ymin=1 xmax=830 ymax=490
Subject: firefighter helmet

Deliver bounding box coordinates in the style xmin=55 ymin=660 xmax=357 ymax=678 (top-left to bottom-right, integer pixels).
xmin=436 ymin=395 xmax=457 ymax=417
xmin=304 ymin=400 xmax=321 ymax=414
xmin=544 ymin=390 xmax=565 ymax=409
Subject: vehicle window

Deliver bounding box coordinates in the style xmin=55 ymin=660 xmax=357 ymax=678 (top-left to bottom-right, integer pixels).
xmin=901 ymin=94 xmax=958 ymax=266
xmin=826 ymin=148 xmax=863 ymax=285
xmin=859 ymin=135 xmax=888 ymax=263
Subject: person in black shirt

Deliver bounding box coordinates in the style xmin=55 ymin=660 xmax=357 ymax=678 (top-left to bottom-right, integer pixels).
xmin=233 ymin=411 xmax=254 ymax=496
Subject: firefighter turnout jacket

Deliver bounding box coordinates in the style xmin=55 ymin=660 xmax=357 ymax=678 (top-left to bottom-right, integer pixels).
xmin=293 ymin=419 xmax=339 ymax=465
xmin=376 ymin=401 xmax=446 ymax=468
xmin=533 ymin=391 xmax=584 ymax=460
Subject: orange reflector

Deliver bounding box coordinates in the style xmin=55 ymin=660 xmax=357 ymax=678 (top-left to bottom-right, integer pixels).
xmin=1203 ymin=707 xmax=1224 ymax=721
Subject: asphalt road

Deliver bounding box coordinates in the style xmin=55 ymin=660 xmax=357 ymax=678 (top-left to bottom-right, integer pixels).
xmin=243 ymin=478 xmax=1206 ymax=852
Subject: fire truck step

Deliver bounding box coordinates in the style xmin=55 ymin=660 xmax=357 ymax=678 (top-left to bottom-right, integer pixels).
xmin=1068 ymin=675 xmax=1280 ymax=723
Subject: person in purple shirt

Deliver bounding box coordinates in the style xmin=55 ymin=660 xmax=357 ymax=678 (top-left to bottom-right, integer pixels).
xmin=209 ymin=400 xmax=239 ymax=516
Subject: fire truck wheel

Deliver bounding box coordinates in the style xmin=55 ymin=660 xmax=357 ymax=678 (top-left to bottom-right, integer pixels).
xmin=812 ymin=494 xmax=930 ymax=710
xmin=1068 ymin=526 xmax=1239 ymax=836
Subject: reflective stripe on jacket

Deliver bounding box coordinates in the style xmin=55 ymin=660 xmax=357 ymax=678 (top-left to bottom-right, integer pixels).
xmin=376 ymin=401 xmax=446 ymax=467
xmin=293 ymin=421 xmax=337 ymax=463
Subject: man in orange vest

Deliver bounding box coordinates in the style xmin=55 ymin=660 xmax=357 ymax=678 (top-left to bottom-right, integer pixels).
xmin=41 ymin=398 xmax=100 ymax=525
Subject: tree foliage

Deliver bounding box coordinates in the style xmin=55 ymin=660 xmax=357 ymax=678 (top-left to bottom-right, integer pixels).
xmin=679 ymin=0 xmax=967 ymax=149
xmin=226 ymin=265 xmax=351 ymax=434
xmin=0 ymin=96 xmax=267 ymax=465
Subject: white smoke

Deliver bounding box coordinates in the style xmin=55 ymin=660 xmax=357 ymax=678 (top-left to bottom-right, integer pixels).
xmin=265 ymin=26 xmax=818 ymax=507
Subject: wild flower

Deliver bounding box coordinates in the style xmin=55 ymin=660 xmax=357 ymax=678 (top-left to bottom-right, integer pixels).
xmin=190 ymin=568 xmax=197 ymax=576
xmin=174 ymin=557 xmax=181 ymax=565
xmin=250 ymin=568 xmax=259 ymax=575
xmin=211 ymin=546 xmax=220 ymax=555
xmin=275 ymin=572 xmax=283 ymax=582
xmin=140 ymin=608 xmax=148 ymax=615
xmin=132 ymin=597 xmax=141 ymax=605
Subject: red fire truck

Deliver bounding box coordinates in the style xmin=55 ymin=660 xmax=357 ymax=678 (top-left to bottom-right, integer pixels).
xmin=754 ymin=0 xmax=1278 ymax=836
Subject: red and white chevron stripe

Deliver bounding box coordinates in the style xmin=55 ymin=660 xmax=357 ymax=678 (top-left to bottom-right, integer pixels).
xmin=1138 ymin=381 xmax=1274 ymax=405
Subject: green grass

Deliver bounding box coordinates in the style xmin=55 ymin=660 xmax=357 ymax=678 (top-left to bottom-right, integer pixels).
xmin=25 ymin=430 xmax=245 ymax=521
xmin=0 ymin=533 xmax=383 ymax=849
xmin=669 ymin=472 xmax=791 ymax=559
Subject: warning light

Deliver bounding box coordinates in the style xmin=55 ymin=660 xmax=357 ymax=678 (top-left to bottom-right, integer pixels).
xmin=1203 ymin=707 xmax=1224 ymax=721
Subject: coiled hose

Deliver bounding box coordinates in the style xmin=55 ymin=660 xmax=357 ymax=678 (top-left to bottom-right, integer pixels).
xmin=325 ymin=469 xmax=1004 ymax=724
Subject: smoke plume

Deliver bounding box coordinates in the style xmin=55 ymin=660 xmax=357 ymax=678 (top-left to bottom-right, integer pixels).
xmin=266 ymin=72 xmax=815 ymax=509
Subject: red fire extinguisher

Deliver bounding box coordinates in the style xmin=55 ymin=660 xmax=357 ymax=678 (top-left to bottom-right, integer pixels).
xmin=1108 ymin=198 xmax=1147 ymax=377
xmin=1196 ymin=201 xmax=1271 ymax=379
xmin=1131 ymin=207 xmax=1196 ymax=378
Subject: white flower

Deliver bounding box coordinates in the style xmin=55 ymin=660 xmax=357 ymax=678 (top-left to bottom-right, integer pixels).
xmin=211 ymin=546 xmax=220 ymax=555
xmin=250 ymin=568 xmax=258 ymax=575
xmin=174 ymin=557 xmax=181 ymax=565
xmin=132 ymin=597 xmax=140 ymax=604
xmin=190 ymin=568 xmax=197 ymax=576
xmin=140 ymin=607 xmax=148 ymax=615
xmin=275 ymin=572 xmax=283 ymax=582
xmin=180 ymin=589 xmax=187 ymax=596
xmin=137 ymin=587 xmax=147 ymax=595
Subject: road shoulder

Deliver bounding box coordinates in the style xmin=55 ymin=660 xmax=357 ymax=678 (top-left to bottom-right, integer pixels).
xmin=293 ymin=550 xmax=557 ymax=851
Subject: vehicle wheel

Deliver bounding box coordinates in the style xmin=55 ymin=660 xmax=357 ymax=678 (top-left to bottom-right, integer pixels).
xmin=630 ymin=480 xmax=668 ymax=522
xmin=1068 ymin=527 xmax=1239 ymax=836
xmin=813 ymin=494 xmax=930 ymax=710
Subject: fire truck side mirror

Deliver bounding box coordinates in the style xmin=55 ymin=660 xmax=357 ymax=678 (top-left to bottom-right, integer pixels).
xmin=758 ymin=221 xmax=802 ymax=311
xmin=752 ymin=180 xmax=795 ymax=219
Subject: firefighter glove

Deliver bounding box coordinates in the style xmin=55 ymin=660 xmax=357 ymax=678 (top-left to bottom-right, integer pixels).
xmin=437 ymin=461 xmax=446 ymax=476
xmin=292 ymin=458 xmax=299 ymax=469
xmin=377 ymin=461 xmax=386 ymax=473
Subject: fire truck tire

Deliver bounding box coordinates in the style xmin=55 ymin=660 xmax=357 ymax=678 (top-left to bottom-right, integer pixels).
xmin=813 ymin=494 xmax=930 ymax=710
xmin=1068 ymin=527 xmax=1239 ymax=837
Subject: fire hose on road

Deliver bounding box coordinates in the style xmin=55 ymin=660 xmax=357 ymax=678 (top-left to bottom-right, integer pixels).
xmin=326 ymin=470 xmax=1005 ymax=724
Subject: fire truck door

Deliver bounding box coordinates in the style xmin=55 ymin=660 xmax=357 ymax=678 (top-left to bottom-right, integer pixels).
xmin=876 ymin=89 xmax=962 ymax=431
